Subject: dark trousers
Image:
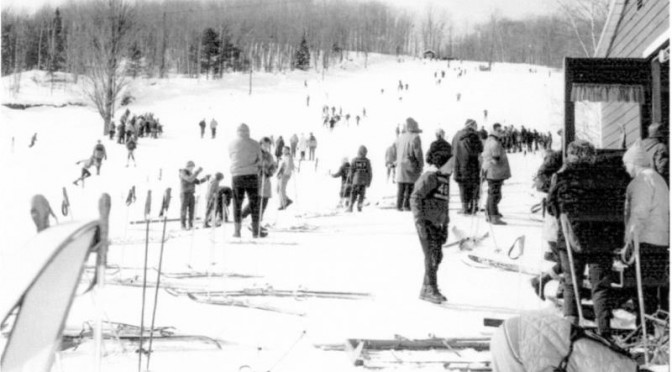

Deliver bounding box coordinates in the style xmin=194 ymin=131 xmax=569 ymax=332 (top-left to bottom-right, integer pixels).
xmin=200 ymin=127 xmax=205 ymax=138
xmin=486 ymin=179 xmax=503 ymax=217
xmin=211 ymin=127 xmax=216 ymax=139
xmin=180 ymin=192 xmax=196 ymax=228
xmin=242 ymin=197 xmax=269 ymax=221
xmin=350 ymin=185 xmax=366 ymax=208
xmin=309 ymin=147 xmax=316 ymax=160
xmin=397 ymin=182 xmax=414 ymax=210
xmin=232 ymin=175 xmax=260 ymax=225
xmin=216 ymin=187 xmax=232 ymax=222
xmin=416 ymin=221 xmax=448 ymax=289
xmin=457 ymin=180 xmax=480 ymax=213
xmin=559 ymin=250 xmax=612 ymax=335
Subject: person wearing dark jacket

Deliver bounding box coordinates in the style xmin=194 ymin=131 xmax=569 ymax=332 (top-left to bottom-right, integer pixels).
xmin=347 ymin=146 xmax=372 ymax=212
xmin=275 ymin=136 xmax=285 ymax=161
xmin=332 ymin=158 xmax=352 ymax=207
xmin=92 ymin=140 xmax=108 ymax=175
xmin=125 ymin=137 xmax=137 ymax=167
xmin=546 ymin=140 xmax=630 ymax=338
xmin=199 ymin=119 xmax=206 ymax=138
xmin=426 ymin=129 xmax=452 ymax=167
xmin=395 ymin=117 xmax=424 ymax=211
xmin=452 ymin=119 xmax=483 ymax=214
xmin=641 ymin=122 xmax=669 ymax=185
xmin=411 ymin=145 xmax=452 ymax=304
xmin=179 ymin=161 xmax=208 ymax=230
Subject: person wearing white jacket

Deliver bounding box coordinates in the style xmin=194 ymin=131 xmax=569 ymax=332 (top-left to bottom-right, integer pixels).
xmin=227 ymin=123 xmax=262 ymax=238
xmin=623 ymin=140 xmax=670 ymax=318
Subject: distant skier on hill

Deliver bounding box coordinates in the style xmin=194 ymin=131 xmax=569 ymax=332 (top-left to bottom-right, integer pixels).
xmin=308 ymin=133 xmax=317 ymax=161
xmin=92 ymin=140 xmax=107 ymax=175
xmin=29 ymin=133 xmax=37 ymax=148
xmin=275 ymin=136 xmax=285 ymax=161
xmin=199 ymin=119 xmax=206 ymax=139
xmin=73 ymin=156 xmax=95 ymax=187
xmin=210 ymin=118 xmax=218 ymax=139
xmin=108 ymin=121 xmax=116 ymax=141
xmin=289 ymin=134 xmax=299 ymax=158
xmin=347 ymin=146 xmax=372 ymax=212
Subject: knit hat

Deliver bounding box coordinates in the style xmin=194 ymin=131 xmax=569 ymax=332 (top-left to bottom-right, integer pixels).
xmin=186 ymin=160 xmax=195 ymax=168
xmin=358 ymin=145 xmax=368 ymax=157
xmin=566 ymin=140 xmax=595 ymax=163
xmin=237 ymin=123 xmax=250 ymax=138
xmin=215 ymin=172 xmax=224 ymax=180
xmin=465 ymin=119 xmax=477 ymax=128
xmin=406 ymin=117 xmax=422 ymax=133
xmin=623 ymin=140 xmax=652 ymax=168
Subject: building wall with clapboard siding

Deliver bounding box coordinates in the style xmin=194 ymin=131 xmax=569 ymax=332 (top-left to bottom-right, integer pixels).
xmin=599 ymin=0 xmax=669 ymax=148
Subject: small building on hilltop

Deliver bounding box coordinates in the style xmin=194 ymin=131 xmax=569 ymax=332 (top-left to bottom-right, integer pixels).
xmin=563 ymin=0 xmax=669 ymax=149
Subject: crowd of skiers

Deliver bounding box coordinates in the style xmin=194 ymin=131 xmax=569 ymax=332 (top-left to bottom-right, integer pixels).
xmin=321 ymin=105 xmax=367 ymax=131
xmin=112 ymin=108 xmax=163 ymax=144
xmin=530 ymin=121 xmax=669 ymax=341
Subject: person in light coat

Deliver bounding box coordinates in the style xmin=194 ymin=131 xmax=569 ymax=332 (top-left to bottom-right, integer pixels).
xmin=623 ymin=140 xmax=670 ymax=319
xmin=395 ymin=117 xmax=424 ymax=211
xmin=227 ymin=123 xmax=262 ymax=238
xmin=481 ymin=123 xmax=511 ymax=225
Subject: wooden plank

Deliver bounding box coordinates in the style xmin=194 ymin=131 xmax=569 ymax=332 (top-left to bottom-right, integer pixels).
xmin=618 ymin=17 xmax=670 ymax=58
xmin=610 ymin=0 xmax=669 ymax=57
xmin=345 ymin=338 xmax=490 ymax=351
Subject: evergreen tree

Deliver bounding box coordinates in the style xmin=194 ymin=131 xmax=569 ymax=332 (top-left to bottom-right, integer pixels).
xmin=293 ymin=34 xmax=310 ymax=71
xmin=49 ymin=8 xmax=65 ymax=72
xmin=201 ymin=27 xmax=220 ymax=76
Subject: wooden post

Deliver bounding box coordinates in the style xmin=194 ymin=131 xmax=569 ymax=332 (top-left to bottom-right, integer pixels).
xmin=651 ymin=58 xmax=662 ymax=126
xmin=94 ymin=193 xmax=111 ymax=372
xmin=563 ymin=58 xmax=575 ymax=157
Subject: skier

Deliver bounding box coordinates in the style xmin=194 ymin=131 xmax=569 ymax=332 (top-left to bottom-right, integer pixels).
xmin=411 ymin=142 xmax=452 ymax=303
xmin=210 ymin=118 xmax=218 ymax=139
xmin=308 ymin=133 xmax=317 ymax=161
xmin=395 ymin=117 xmax=424 ymax=211
xmin=117 ymin=121 xmax=126 ymax=144
xmin=452 ymin=119 xmax=483 ymax=214
xmin=277 ymin=146 xmax=295 ymax=210
xmin=204 ymin=172 xmax=224 ymax=228
xmin=298 ymin=134 xmax=308 ymax=161
xmin=108 ymin=121 xmax=116 ymax=141
xmin=242 ymin=137 xmax=277 ymax=236
xmin=216 ymin=185 xmax=233 ymax=223
xmin=228 ymin=123 xmax=263 ymax=238
xmin=179 ymin=161 xmax=208 ymax=230
xmin=92 ymin=140 xmax=107 ymax=175
xmin=126 ymin=136 xmax=137 ymax=167
xmin=385 ymin=142 xmax=397 ymax=183
xmin=29 ymin=133 xmax=37 ymax=148
xmin=481 ymin=123 xmax=511 ymax=225
xmin=346 ymin=145 xmax=372 ymax=212
xmin=331 ymin=157 xmax=352 ymax=208
xmin=199 ymin=119 xmax=206 ymax=139
xmin=275 ymin=136 xmax=285 ymax=161
xmin=289 ymin=133 xmax=299 ymax=158
xmin=622 ymin=141 xmax=670 ymax=322
xmin=73 ymin=156 xmax=95 ymax=186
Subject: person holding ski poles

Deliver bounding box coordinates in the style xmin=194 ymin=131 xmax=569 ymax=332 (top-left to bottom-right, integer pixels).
xmin=179 ymin=161 xmax=208 ymax=230
xmin=242 ymin=137 xmax=277 ymax=236
xmin=228 ymin=123 xmax=263 ymax=238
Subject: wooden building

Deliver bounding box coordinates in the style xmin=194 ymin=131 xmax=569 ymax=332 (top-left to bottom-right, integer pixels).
xmin=564 ymin=0 xmax=669 ymax=149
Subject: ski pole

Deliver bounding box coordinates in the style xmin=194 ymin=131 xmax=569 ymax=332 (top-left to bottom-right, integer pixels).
xmin=560 ymin=214 xmax=584 ymax=325
xmin=634 ymin=233 xmax=649 ymax=365
xmin=138 ymin=189 xmax=152 ymax=372
xmin=258 ymin=173 xmax=266 ymax=237
xmin=146 ymin=188 xmax=171 ymax=371
xmin=94 ymin=193 xmax=111 ymax=372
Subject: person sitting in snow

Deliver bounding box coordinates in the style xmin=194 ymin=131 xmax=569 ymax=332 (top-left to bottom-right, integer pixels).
xmin=411 ymin=143 xmax=452 ymax=304
xmin=73 ymin=156 xmax=96 ymax=187
xmin=331 ymin=157 xmax=352 ymax=208
xmin=347 ymin=146 xmax=372 ymax=212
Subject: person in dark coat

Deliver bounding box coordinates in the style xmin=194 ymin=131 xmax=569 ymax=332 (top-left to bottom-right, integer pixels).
xmin=179 ymin=161 xmax=209 ymax=230
xmin=347 ymin=146 xmax=372 ymax=212
xmin=331 ymin=157 xmax=352 ymax=207
xmin=395 ymin=117 xmax=424 ymax=211
xmin=452 ymin=119 xmax=483 ymax=214
xmin=125 ymin=137 xmax=137 ymax=167
xmin=199 ymin=119 xmax=206 ymax=139
xmin=641 ymin=122 xmax=669 ymax=185
xmin=275 ymin=136 xmax=285 ymax=161
xmin=92 ymin=140 xmax=107 ymax=175
xmin=411 ymin=144 xmax=452 ymax=304
xmin=108 ymin=121 xmax=116 ymax=141
xmin=546 ymin=140 xmax=630 ymax=338
xmin=426 ymin=128 xmax=452 ymax=167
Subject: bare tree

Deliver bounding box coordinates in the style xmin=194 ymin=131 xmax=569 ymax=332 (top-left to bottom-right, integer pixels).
xmin=82 ymin=0 xmax=135 ymax=135
xmin=555 ymin=0 xmax=610 ymax=57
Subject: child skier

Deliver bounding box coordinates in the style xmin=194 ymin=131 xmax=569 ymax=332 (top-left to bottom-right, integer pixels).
xmin=411 ymin=146 xmax=453 ymax=304
xmin=277 ymin=146 xmax=295 ymax=210
xmin=347 ymin=146 xmax=372 ymax=212
xmin=331 ymin=157 xmax=352 ymax=208
xmin=73 ymin=156 xmax=96 ymax=186
xmin=126 ymin=137 xmax=137 ymax=167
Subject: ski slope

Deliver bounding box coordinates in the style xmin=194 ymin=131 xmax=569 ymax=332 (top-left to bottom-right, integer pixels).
xmin=1 ymin=54 xmax=601 ymax=371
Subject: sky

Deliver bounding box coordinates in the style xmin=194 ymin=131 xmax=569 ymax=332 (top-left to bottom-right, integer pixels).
xmin=1 ymin=0 xmax=561 ymax=31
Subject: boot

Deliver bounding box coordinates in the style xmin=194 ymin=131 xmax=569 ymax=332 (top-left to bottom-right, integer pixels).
xmin=420 ymin=288 xmax=444 ymax=304
xmin=233 ymin=223 xmax=241 ymax=238
xmin=488 ymin=215 xmax=507 ymax=225
xmin=434 ymin=286 xmax=447 ymax=302
xmin=345 ymin=204 xmax=353 ymax=213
